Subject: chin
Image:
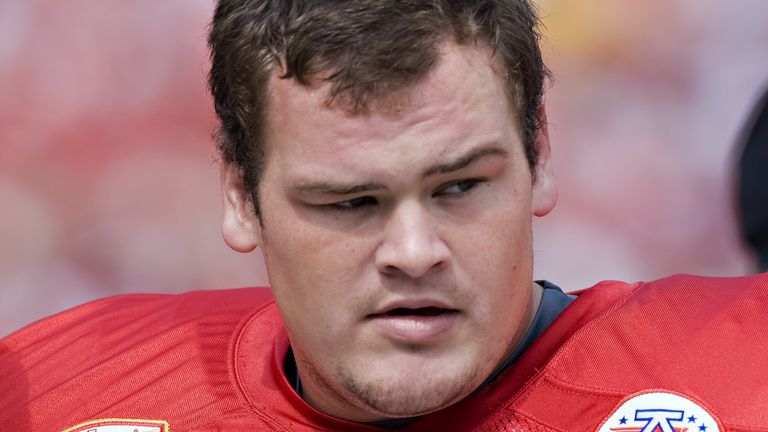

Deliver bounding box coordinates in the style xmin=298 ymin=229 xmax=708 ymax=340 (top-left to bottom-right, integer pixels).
xmin=340 ymin=359 xmax=480 ymax=418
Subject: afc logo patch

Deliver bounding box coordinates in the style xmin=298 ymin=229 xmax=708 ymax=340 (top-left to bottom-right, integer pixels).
xmin=61 ymin=418 xmax=169 ymax=432
xmin=597 ymin=391 xmax=722 ymax=432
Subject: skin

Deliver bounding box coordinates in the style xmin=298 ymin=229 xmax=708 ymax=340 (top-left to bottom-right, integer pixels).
xmin=220 ymin=42 xmax=558 ymax=422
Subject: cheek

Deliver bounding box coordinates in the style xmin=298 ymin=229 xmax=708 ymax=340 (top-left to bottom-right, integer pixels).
xmin=453 ymin=202 xmax=533 ymax=315
xmin=260 ymin=209 xmax=373 ymax=325
xmin=267 ymin=233 xmax=370 ymax=292
xmin=262 ymin=202 xmax=356 ymax=279
xmin=457 ymin=200 xmax=533 ymax=270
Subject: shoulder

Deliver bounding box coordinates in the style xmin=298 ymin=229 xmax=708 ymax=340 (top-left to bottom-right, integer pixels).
xmin=569 ymin=272 xmax=768 ymax=314
xmin=0 ymin=287 xmax=280 ymax=430
xmin=561 ymin=273 xmax=768 ymax=377
xmin=514 ymin=273 xmax=768 ymax=431
xmin=629 ymin=272 xmax=767 ymax=294
xmin=588 ymin=273 xmax=768 ymax=320
xmin=2 ymin=287 xmax=275 ymax=348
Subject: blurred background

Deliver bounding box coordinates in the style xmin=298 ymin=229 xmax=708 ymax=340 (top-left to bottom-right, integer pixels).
xmin=1 ymin=0 xmax=767 ymax=337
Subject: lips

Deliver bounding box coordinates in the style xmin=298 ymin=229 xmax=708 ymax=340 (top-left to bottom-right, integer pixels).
xmin=367 ymin=302 xmax=460 ymax=344
xmin=378 ymin=306 xmax=456 ymax=317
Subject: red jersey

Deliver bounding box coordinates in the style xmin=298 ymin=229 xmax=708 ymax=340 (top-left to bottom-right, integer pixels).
xmin=1 ymin=274 xmax=767 ymax=431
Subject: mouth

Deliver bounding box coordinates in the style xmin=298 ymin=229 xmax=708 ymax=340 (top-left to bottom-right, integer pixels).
xmin=372 ymin=306 xmax=459 ymax=318
xmin=367 ymin=306 xmax=461 ymax=344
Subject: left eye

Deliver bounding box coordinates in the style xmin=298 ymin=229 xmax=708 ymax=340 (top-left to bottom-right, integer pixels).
xmin=435 ymin=179 xmax=484 ymax=197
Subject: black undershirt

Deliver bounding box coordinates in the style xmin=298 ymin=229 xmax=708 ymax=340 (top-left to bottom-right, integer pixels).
xmin=283 ymin=281 xmax=575 ymax=429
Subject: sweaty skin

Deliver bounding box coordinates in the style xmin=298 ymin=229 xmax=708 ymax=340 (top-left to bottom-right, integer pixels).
xmin=220 ymin=42 xmax=558 ymax=422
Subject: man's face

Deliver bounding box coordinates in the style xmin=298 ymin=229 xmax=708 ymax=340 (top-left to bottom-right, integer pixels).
xmin=222 ymin=43 xmax=557 ymax=421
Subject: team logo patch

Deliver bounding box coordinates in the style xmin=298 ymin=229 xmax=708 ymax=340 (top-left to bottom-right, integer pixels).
xmin=61 ymin=418 xmax=169 ymax=432
xmin=597 ymin=391 xmax=721 ymax=432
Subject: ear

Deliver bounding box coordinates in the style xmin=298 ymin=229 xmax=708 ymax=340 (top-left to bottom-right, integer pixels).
xmin=220 ymin=161 xmax=262 ymax=252
xmin=531 ymin=104 xmax=558 ymax=217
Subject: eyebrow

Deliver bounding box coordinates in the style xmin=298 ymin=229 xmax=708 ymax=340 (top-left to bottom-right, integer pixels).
xmin=423 ymin=145 xmax=508 ymax=177
xmin=293 ymin=144 xmax=509 ymax=196
xmin=293 ymin=181 xmax=387 ymax=195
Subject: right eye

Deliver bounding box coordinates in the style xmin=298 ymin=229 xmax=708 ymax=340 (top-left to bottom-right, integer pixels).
xmin=328 ymin=196 xmax=378 ymax=212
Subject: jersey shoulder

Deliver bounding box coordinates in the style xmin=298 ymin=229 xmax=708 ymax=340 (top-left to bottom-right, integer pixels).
xmin=0 ymin=287 xmax=277 ymax=431
xmin=509 ymin=273 xmax=768 ymax=432
xmin=1 ymin=287 xmax=275 ymax=355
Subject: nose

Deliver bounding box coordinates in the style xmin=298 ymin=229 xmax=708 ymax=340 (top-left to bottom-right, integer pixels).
xmin=374 ymin=200 xmax=450 ymax=279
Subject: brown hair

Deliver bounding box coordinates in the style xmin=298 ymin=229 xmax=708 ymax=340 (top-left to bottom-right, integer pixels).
xmin=208 ymin=0 xmax=550 ymax=214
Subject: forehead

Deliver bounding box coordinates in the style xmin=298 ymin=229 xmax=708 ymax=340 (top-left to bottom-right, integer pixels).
xmin=264 ymin=43 xmax=517 ymax=166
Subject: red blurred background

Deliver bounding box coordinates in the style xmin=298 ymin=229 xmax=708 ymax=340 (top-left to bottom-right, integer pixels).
xmin=1 ymin=0 xmax=767 ymax=336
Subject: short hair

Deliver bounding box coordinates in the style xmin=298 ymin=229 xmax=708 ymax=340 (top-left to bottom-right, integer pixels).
xmin=208 ymin=0 xmax=550 ymax=214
